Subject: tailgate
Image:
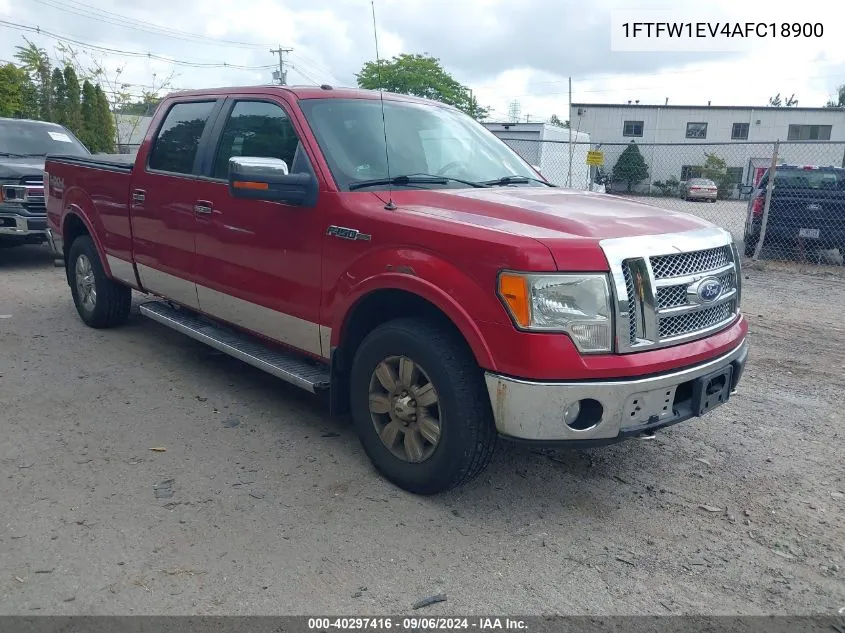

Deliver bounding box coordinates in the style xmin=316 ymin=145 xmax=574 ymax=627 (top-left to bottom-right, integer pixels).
xmin=768 ymin=190 xmax=845 ymax=231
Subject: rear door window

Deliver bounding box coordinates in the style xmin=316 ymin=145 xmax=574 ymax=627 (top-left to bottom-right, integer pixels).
xmin=148 ymin=101 xmax=217 ymax=174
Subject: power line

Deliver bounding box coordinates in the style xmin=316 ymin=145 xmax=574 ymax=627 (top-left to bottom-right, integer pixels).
xmin=289 ymin=65 xmax=320 ymax=85
xmin=0 ymin=20 xmax=275 ymax=70
xmin=27 ymin=0 xmax=268 ymax=50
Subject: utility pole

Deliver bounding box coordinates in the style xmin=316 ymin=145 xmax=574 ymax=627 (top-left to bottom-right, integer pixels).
xmin=270 ymin=45 xmax=293 ymax=85
xmin=567 ymin=76 xmax=573 ymax=188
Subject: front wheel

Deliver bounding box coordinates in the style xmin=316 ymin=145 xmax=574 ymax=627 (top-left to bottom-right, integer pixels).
xmin=349 ymin=318 xmax=497 ymax=495
xmin=68 ymin=235 xmax=131 ymax=328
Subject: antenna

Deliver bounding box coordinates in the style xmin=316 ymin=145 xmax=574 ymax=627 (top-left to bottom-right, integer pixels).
xmin=370 ymin=0 xmax=396 ymax=211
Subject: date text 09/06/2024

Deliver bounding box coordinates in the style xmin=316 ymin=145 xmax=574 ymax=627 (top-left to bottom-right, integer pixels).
xmin=307 ymin=617 xmax=527 ymax=630
xmin=621 ymin=22 xmax=823 ymax=38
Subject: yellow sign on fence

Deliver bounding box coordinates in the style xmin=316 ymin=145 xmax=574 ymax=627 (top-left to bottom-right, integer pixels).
xmin=586 ymin=150 xmax=604 ymax=166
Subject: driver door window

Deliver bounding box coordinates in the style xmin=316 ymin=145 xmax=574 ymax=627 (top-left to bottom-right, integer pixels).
xmin=212 ymin=100 xmax=301 ymax=179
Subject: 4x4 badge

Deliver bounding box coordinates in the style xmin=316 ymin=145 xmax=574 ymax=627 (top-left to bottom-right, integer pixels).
xmin=326 ymin=225 xmax=371 ymax=241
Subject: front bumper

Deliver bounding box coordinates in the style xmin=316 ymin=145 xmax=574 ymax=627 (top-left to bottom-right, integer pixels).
xmin=485 ymin=338 xmax=748 ymax=445
xmin=686 ymin=192 xmax=717 ymax=200
xmin=0 ymin=213 xmax=48 ymax=237
xmin=45 ymin=227 xmax=64 ymax=258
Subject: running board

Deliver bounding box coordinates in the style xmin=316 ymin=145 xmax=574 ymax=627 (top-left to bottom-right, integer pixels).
xmin=139 ymin=301 xmax=330 ymax=393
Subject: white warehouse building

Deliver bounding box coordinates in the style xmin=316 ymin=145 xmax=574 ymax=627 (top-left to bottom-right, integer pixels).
xmin=568 ymin=103 xmax=845 ymax=193
xmin=484 ymin=122 xmax=591 ymax=188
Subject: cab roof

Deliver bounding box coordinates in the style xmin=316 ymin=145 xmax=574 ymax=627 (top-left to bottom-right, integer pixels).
xmin=164 ymin=85 xmax=453 ymax=109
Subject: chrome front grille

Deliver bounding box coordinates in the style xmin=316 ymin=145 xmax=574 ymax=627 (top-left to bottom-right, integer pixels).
xmin=602 ymin=228 xmax=741 ymax=354
xmin=20 ymin=177 xmax=46 ymax=212
xmin=658 ymin=300 xmax=736 ymax=338
xmin=656 ymin=270 xmax=735 ymax=310
xmin=650 ymin=246 xmax=731 ymax=279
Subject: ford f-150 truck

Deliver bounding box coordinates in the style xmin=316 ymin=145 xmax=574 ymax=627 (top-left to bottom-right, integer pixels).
xmin=44 ymin=86 xmax=748 ymax=494
xmin=1 ymin=117 xmax=89 ymax=248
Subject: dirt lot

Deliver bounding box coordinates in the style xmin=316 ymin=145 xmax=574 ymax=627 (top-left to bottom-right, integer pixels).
xmin=1 ymin=245 xmax=844 ymax=616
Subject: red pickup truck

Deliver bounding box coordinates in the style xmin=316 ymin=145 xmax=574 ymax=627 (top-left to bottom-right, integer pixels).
xmin=44 ymin=85 xmax=748 ymax=494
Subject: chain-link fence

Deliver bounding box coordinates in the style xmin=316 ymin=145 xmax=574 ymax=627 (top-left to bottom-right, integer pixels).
xmin=498 ymin=138 xmax=845 ymax=266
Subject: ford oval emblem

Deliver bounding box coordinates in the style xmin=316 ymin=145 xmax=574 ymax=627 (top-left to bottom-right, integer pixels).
xmin=695 ymin=277 xmax=723 ymax=303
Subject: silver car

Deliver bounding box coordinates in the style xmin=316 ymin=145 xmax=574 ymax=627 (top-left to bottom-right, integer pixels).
xmin=680 ymin=177 xmax=718 ymax=202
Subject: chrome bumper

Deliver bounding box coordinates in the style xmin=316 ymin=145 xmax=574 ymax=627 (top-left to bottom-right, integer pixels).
xmin=45 ymin=227 xmax=64 ymax=257
xmin=485 ymin=339 xmax=748 ymax=443
xmin=0 ymin=214 xmax=48 ymax=237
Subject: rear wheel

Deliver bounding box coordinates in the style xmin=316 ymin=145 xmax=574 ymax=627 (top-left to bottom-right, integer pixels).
xmin=68 ymin=235 xmax=131 ymax=328
xmin=349 ymin=317 xmax=497 ymax=495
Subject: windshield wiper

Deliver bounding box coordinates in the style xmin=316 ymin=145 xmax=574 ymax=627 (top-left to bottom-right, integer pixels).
xmin=349 ymin=173 xmax=489 ymax=191
xmin=482 ymin=175 xmax=556 ymax=187
xmin=0 ymin=152 xmax=45 ymax=158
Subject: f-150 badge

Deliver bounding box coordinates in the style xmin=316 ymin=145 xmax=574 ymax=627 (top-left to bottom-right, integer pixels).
xmin=326 ymin=225 xmax=371 ymax=241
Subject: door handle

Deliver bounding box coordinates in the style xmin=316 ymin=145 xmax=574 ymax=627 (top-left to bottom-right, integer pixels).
xmin=194 ymin=201 xmax=213 ymax=215
xmin=132 ymin=189 xmax=146 ymax=204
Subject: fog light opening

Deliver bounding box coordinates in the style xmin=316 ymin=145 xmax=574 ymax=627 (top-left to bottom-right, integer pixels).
xmin=564 ymin=398 xmax=603 ymax=431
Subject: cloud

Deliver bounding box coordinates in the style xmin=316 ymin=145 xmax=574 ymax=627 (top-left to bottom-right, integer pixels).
xmin=1 ymin=0 xmax=843 ymax=119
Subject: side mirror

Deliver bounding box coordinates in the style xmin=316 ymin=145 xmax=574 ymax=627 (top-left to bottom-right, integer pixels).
xmin=228 ymin=156 xmax=317 ymax=206
xmin=738 ymin=184 xmax=754 ymax=195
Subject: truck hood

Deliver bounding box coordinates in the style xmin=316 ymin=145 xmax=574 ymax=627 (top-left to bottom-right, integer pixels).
xmin=394 ymin=186 xmax=713 ymax=241
xmin=391 ymin=186 xmax=717 ymax=270
xmin=0 ymin=157 xmax=45 ymax=180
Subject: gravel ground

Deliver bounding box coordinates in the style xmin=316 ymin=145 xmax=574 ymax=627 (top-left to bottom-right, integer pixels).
xmin=1 ymin=245 xmax=844 ymax=616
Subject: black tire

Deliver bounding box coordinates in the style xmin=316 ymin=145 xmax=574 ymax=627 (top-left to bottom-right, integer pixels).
xmin=68 ymin=235 xmax=131 ymax=328
xmin=349 ymin=317 xmax=497 ymax=495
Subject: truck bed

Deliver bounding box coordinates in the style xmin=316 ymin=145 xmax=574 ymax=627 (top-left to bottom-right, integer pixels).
xmin=45 ymin=153 xmax=136 ymax=265
xmin=46 ymin=153 xmax=135 ymax=172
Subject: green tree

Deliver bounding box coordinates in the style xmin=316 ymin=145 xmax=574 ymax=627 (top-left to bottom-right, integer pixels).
xmin=825 ymin=84 xmax=845 ymax=108
xmin=80 ymin=80 xmax=98 ymax=150
xmin=768 ymin=92 xmax=798 ymax=107
xmin=611 ymin=141 xmax=649 ymax=192
xmin=549 ymin=114 xmax=569 ymax=128
xmin=356 ymin=53 xmax=489 ymax=120
xmin=14 ymin=38 xmax=52 ymax=120
xmin=63 ymin=65 xmax=82 ymax=137
xmin=0 ymin=63 xmax=35 ymax=118
xmin=115 ymin=95 xmax=162 ymax=116
xmin=94 ymin=85 xmax=115 ymax=152
xmin=653 ymin=176 xmax=680 ymax=197
xmin=700 ymin=152 xmax=733 ymax=199
xmin=51 ymin=67 xmax=67 ymax=126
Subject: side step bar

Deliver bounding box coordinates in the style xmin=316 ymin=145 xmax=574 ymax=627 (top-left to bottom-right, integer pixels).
xmin=139 ymin=301 xmax=330 ymax=394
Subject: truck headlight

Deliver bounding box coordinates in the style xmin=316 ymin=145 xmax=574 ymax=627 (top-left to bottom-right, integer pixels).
xmin=498 ymin=272 xmax=613 ymax=353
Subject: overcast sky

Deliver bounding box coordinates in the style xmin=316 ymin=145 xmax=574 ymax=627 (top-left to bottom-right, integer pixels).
xmin=1 ymin=0 xmax=842 ymax=121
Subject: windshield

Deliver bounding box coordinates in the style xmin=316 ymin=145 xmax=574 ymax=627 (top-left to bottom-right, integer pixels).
xmin=298 ymin=98 xmax=538 ymax=190
xmin=0 ymin=120 xmax=90 ymax=157
xmin=774 ymin=168 xmax=845 ymax=191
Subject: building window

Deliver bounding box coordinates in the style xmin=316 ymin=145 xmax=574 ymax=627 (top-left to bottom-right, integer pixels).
xmin=685 ymin=122 xmax=708 ymax=139
xmin=725 ymin=167 xmax=744 ymax=184
xmin=681 ymin=165 xmax=703 ymax=181
xmin=787 ymin=124 xmax=832 ymax=140
xmin=731 ymin=123 xmax=749 ymax=140
xmin=623 ymin=120 xmax=644 ymax=137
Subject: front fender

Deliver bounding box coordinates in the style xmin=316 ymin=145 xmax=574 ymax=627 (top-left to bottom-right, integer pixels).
xmin=329 ymin=247 xmax=509 ymax=371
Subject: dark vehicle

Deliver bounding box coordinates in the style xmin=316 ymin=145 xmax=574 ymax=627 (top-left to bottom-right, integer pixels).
xmin=0 ymin=117 xmax=89 ymax=248
xmin=743 ymin=164 xmax=845 ymax=259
